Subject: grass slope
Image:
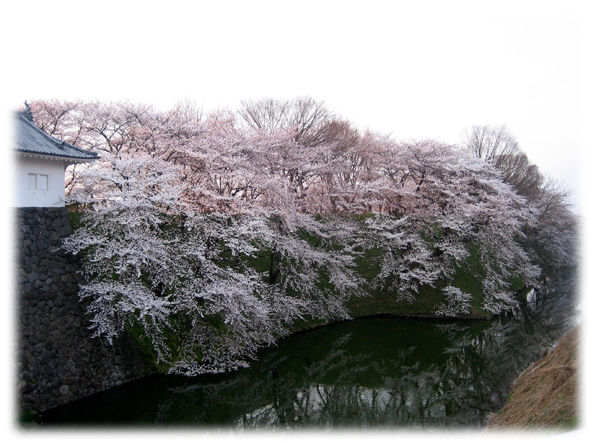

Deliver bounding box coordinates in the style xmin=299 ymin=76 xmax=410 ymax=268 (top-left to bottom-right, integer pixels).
xmin=486 ymin=324 xmax=580 ymax=430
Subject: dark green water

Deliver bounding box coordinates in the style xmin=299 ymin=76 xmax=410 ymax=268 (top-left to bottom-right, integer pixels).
xmin=38 ymin=284 xmax=577 ymax=430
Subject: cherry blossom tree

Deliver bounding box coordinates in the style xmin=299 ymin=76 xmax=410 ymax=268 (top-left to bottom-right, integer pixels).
xmin=60 ymin=152 xmax=186 ymax=362
xmin=24 ymin=98 xmax=578 ymax=373
xmin=61 ymin=148 xmax=360 ymax=374
xmin=361 ymin=140 xmax=541 ymax=312
xmin=462 ymin=124 xmax=578 ymax=277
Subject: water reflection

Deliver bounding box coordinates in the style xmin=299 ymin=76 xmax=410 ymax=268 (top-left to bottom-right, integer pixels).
xmin=39 ymin=275 xmax=578 ymax=428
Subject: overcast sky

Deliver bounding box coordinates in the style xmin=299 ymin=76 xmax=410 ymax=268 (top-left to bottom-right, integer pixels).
xmin=2 ymin=0 xmax=588 ymax=212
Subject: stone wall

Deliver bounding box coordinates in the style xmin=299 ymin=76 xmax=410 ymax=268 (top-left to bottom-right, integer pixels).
xmin=16 ymin=207 xmax=145 ymax=415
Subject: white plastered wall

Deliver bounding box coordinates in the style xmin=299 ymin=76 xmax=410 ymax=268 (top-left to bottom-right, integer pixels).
xmin=15 ymin=156 xmax=67 ymax=207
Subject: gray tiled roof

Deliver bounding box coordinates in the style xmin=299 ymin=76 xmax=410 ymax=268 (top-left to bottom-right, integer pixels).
xmin=14 ymin=111 xmax=99 ymax=162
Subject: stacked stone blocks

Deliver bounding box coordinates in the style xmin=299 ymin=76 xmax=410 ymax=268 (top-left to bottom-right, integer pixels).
xmin=16 ymin=207 xmax=144 ymax=415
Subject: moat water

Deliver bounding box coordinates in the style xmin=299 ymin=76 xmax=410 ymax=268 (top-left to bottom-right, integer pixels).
xmin=39 ymin=279 xmax=578 ymax=429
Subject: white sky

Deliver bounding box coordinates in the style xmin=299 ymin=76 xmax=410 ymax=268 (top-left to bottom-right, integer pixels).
xmin=1 ymin=1 xmax=590 ymax=437
xmin=2 ymin=0 xmax=588 ymax=212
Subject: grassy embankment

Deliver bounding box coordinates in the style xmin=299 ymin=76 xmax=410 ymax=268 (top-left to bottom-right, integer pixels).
xmin=486 ymin=324 xmax=580 ymax=430
xmin=249 ymin=229 xmax=527 ymax=336
xmin=345 ymin=242 xmax=492 ymax=319
xmin=67 ymin=210 xmax=529 ymax=373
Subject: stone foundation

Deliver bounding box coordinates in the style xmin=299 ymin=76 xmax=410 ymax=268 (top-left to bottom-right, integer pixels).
xmin=16 ymin=207 xmax=144 ymax=415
